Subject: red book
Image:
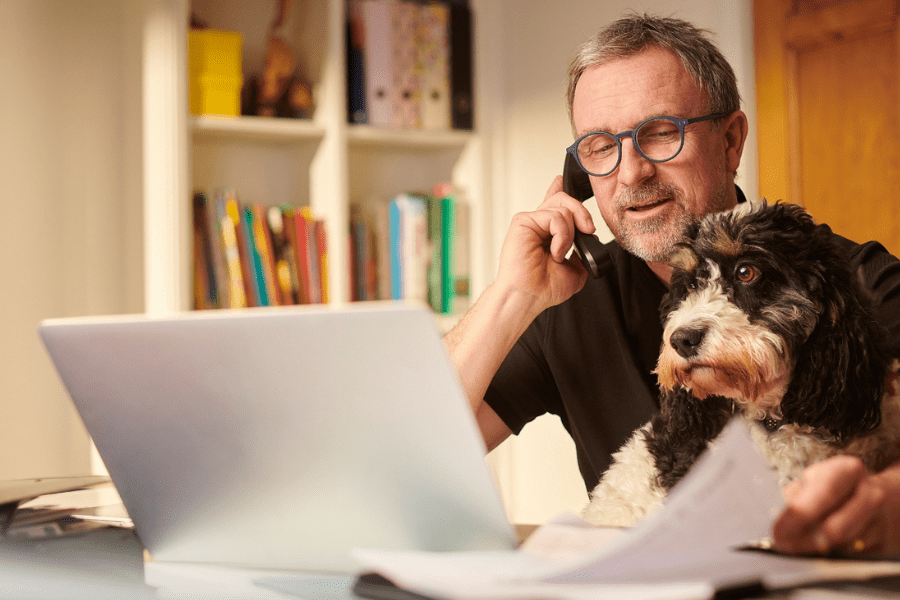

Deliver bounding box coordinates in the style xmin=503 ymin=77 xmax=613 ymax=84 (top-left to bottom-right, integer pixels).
xmin=315 ymin=219 xmax=329 ymax=303
xmin=293 ymin=208 xmax=313 ymax=304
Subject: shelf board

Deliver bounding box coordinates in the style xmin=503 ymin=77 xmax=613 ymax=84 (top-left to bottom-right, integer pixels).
xmin=347 ymin=125 xmax=473 ymax=150
xmin=191 ymin=115 xmax=326 ymax=142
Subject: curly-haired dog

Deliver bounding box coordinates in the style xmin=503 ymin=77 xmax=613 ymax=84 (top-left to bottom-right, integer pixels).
xmin=583 ymin=200 xmax=900 ymax=528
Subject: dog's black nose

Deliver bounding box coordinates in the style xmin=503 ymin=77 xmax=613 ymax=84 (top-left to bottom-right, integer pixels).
xmin=670 ymin=326 xmax=706 ymax=358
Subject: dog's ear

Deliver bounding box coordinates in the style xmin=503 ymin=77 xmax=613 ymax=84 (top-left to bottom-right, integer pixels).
xmin=779 ymin=228 xmax=885 ymax=439
xmin=646 ymin=389 xmax=732 ymax=490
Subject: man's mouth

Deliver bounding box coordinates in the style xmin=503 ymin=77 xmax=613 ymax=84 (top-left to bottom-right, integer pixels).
xmin=627 ymin=197 xmax=672 ymax=212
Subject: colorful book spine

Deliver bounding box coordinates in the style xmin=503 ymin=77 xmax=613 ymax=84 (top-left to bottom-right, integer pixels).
xmin=392 ymin=0 xmax=421 ymax=128
xmin=427 ymin=195 xmax=444 ymax=312
xmin=346 ymin=0 xmax=367 ymax=124
xmin=281 ymin=208 xmax=302 ymax=304
xmin=360 ymin=0 xmax=394 ymax=127
xmin=267 ymin=206 xmax=294 ymax=305
xmin=417 ymin=2 xmax=451 ymax=130
xmin=192 ymin=191 xmax=217 ymax=309
xmin=292 ymin=207 xmax=313 ymax=304
xmin=215 ymin=191 xmax=247 ymax=308
xmin=242 ymin=206 xmax=269 ymax=306
xmin=251 ymin=204 xmax=281 ymax=305
xmin=388 ymin=198 xmax=403 ymax=299
xmin=440 ymin=194 xmax=456 ymax=314
xmin=299 ymin=206 xmax=322 ymax=304
xmin=315 ymin=219 xmax=329 ymax=304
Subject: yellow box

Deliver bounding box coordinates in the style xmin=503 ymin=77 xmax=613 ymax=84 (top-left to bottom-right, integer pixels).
xmin=189 ymin=29 xmax=242 ymax=76
xmin=190 ymin=72 xmax=243 ymax=116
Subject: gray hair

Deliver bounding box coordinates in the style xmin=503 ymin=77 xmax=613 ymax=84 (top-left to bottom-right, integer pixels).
xmin=566 ymin=14 xmax=741 ymax=129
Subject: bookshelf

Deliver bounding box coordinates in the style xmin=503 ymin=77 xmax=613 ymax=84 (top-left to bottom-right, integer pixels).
xmin=148 ymin=0 xmax=486 ymax=317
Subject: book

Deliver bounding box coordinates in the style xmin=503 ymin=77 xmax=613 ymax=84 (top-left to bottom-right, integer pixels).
xmin=417 ymin=2 xmax=451 ymax=130
xmin=388 ymin=198 xmax=403 ymax=300
xmin=451 ymin=196 xmax=471 ymax=313
xmin=388 ymin=193 xmax=430 ymax=304
xmin=315 ymin=218 xmax=329 ymax=304
xmin=267 ymin=206 xmax=295 ymax=305
xmin=291 ymin=207 xmax=313 ymax=304
xmin=358 ymin=0 xmax=395 ymax=127
xmin=227 ymin=193 xmax=260 ymax=307
xmin=192 ymin=191 xmax=217 ymax=309
xmin=449 ymin=1 xmax=473 ymax=130
xmin=346 ymin=0 xmax=368 ymax=124
xmin=255 ymin=204 xmax=284 ymax=305
xmin=349 ymin=206 xmax=372 ymax=301
xmin=299 ymin=206 xmax=322 ymax=304
xmin=433 ymin=182 xmax=471 ymax=314
xmin=215 ymin=190 xmax=247 ymax=309
xmin=242 ymin=206 xmax=270 ymax=306
xmin=392 ymin=0 xmax=421 ymax=128
xmin=199 ymin=190 xmax=228 ymax=307
xmin=426 ymin=195 xmax=444 ymax=313
xmin=374 ymin=200 xmax=392 ymax=301
xmin=280 ymin=208 xmax=302 ymax=304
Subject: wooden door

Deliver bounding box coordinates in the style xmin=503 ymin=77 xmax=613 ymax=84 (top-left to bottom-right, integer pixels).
xmin=755 ymin=0 xmax=900 ymax=256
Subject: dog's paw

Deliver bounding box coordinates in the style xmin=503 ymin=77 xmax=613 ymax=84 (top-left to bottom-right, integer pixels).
xmin=581 ymin=496 xmax=656 ymax=528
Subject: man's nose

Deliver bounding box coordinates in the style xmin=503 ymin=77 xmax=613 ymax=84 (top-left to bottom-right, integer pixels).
xmin=616 ymin=138 xmax=655 ymax=187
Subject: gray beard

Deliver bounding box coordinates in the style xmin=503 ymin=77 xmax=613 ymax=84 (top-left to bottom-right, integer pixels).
xmin=611 ymin=181 xmax=730 ymax=263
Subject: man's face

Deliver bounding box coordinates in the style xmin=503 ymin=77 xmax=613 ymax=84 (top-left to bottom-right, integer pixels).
xmin=571 ymin=46 xmax=744 ymax=264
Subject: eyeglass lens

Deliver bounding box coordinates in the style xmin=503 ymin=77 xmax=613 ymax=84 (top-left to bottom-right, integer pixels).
xmin=576 ymin=117 xmax=684 ymax=176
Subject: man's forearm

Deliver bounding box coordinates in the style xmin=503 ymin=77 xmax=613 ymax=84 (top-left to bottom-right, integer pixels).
xmin=443 ymin=282 xmax=544 ymax=414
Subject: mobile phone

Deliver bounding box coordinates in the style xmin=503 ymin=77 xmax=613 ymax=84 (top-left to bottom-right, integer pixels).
xmin=562 ymin=153 xmax=613 ymax=278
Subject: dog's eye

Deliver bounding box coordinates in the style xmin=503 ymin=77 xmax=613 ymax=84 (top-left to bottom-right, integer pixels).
xmin=687 ymin=280 xmax=698 ymax=290
xmin=736 ymin=265 xmax=760 ymax=283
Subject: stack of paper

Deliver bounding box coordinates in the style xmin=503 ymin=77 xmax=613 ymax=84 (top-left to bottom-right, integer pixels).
xmin=352 ymin=420 xmax=900 ymax=600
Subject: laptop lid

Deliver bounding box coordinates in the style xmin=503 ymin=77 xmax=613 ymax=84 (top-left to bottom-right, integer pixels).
xmin=39 ymin=302 xmax=516 ymax=572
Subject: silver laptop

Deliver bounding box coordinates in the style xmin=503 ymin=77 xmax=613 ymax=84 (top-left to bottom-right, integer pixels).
xmin=39 ymin=302 xmax=516 ymax=572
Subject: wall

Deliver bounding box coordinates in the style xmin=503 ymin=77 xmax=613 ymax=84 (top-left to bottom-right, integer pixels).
xmin=481 ymin=0 xmax=758 ymax=524
xmin=0 ymin=0 xmax=144 ymax=479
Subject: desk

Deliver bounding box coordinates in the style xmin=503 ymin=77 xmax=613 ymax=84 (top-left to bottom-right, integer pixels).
xmin=2 ymin=527 xmax=900 ymax=600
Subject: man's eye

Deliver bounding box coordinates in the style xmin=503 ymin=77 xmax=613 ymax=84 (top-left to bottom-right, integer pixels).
xmin=736 ymin=265 xmax=760 ymax=283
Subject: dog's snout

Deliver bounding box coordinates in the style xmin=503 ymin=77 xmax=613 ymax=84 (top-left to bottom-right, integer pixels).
xmin=670 ymin=326 xmax=706 ymax=358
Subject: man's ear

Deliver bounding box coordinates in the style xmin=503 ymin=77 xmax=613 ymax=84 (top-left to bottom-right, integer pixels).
xmin=722 ymin=110 xmax=748 ymax=174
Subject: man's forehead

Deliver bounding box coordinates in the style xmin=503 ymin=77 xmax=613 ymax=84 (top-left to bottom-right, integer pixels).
xmin=572 ymin=47 xmax=705 ymax=135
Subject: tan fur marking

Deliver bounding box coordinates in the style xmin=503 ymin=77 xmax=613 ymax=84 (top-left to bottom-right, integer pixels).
xmin=669 ymin=246 xmax=699 ymax=272
xmin=710 ymin=228 xmax=743 ymax=257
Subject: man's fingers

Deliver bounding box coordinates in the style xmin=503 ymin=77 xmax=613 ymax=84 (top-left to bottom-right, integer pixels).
xmin=541 ymin=182 xmax=596 ymax=237
xmin=819 ymin=475 xmax=885 ymax=553
xmin=517 ymin=206 xmax=576 ymax=263
xmin=786 ymin=456 xmax=865 ymax=520
xmin=773 ymin=456 xmax=869 ymax=554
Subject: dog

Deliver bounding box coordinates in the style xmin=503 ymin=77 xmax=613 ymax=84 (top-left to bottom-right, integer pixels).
xmin=582 ymin=199 xmax=900 ymax=528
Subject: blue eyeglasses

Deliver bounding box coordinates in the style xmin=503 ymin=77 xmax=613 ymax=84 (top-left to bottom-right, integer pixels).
xmin=566 ymin=112 xmax=729 ymax=177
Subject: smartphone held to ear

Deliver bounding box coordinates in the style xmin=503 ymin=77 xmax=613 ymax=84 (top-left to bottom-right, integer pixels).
xmin=562 ymin=153 xmax=613 ymax=278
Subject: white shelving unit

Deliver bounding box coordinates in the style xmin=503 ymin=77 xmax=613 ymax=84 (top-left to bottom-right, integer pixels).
xmin=143 ymin=0 xmax=487 ymax=315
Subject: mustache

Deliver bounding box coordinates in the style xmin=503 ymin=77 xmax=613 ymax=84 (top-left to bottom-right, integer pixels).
xmin=614 ymin=182 xmax=681 ymax=208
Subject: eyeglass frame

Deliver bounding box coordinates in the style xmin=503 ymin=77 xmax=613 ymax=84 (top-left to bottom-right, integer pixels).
xmin=565 ymin=112 xmax=730 ymax=177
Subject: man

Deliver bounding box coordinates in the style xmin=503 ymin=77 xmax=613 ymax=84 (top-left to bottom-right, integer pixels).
xmin=444 ymin=14 xmax=900 ymax=556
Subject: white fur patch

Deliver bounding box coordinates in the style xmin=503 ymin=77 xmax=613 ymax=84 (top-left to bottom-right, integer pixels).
xmin=582 ymin=424 xmax=666 ymax=527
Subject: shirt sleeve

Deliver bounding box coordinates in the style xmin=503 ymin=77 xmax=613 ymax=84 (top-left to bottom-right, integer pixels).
xmin=483 ymin=311 xmax=563 ymax=434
